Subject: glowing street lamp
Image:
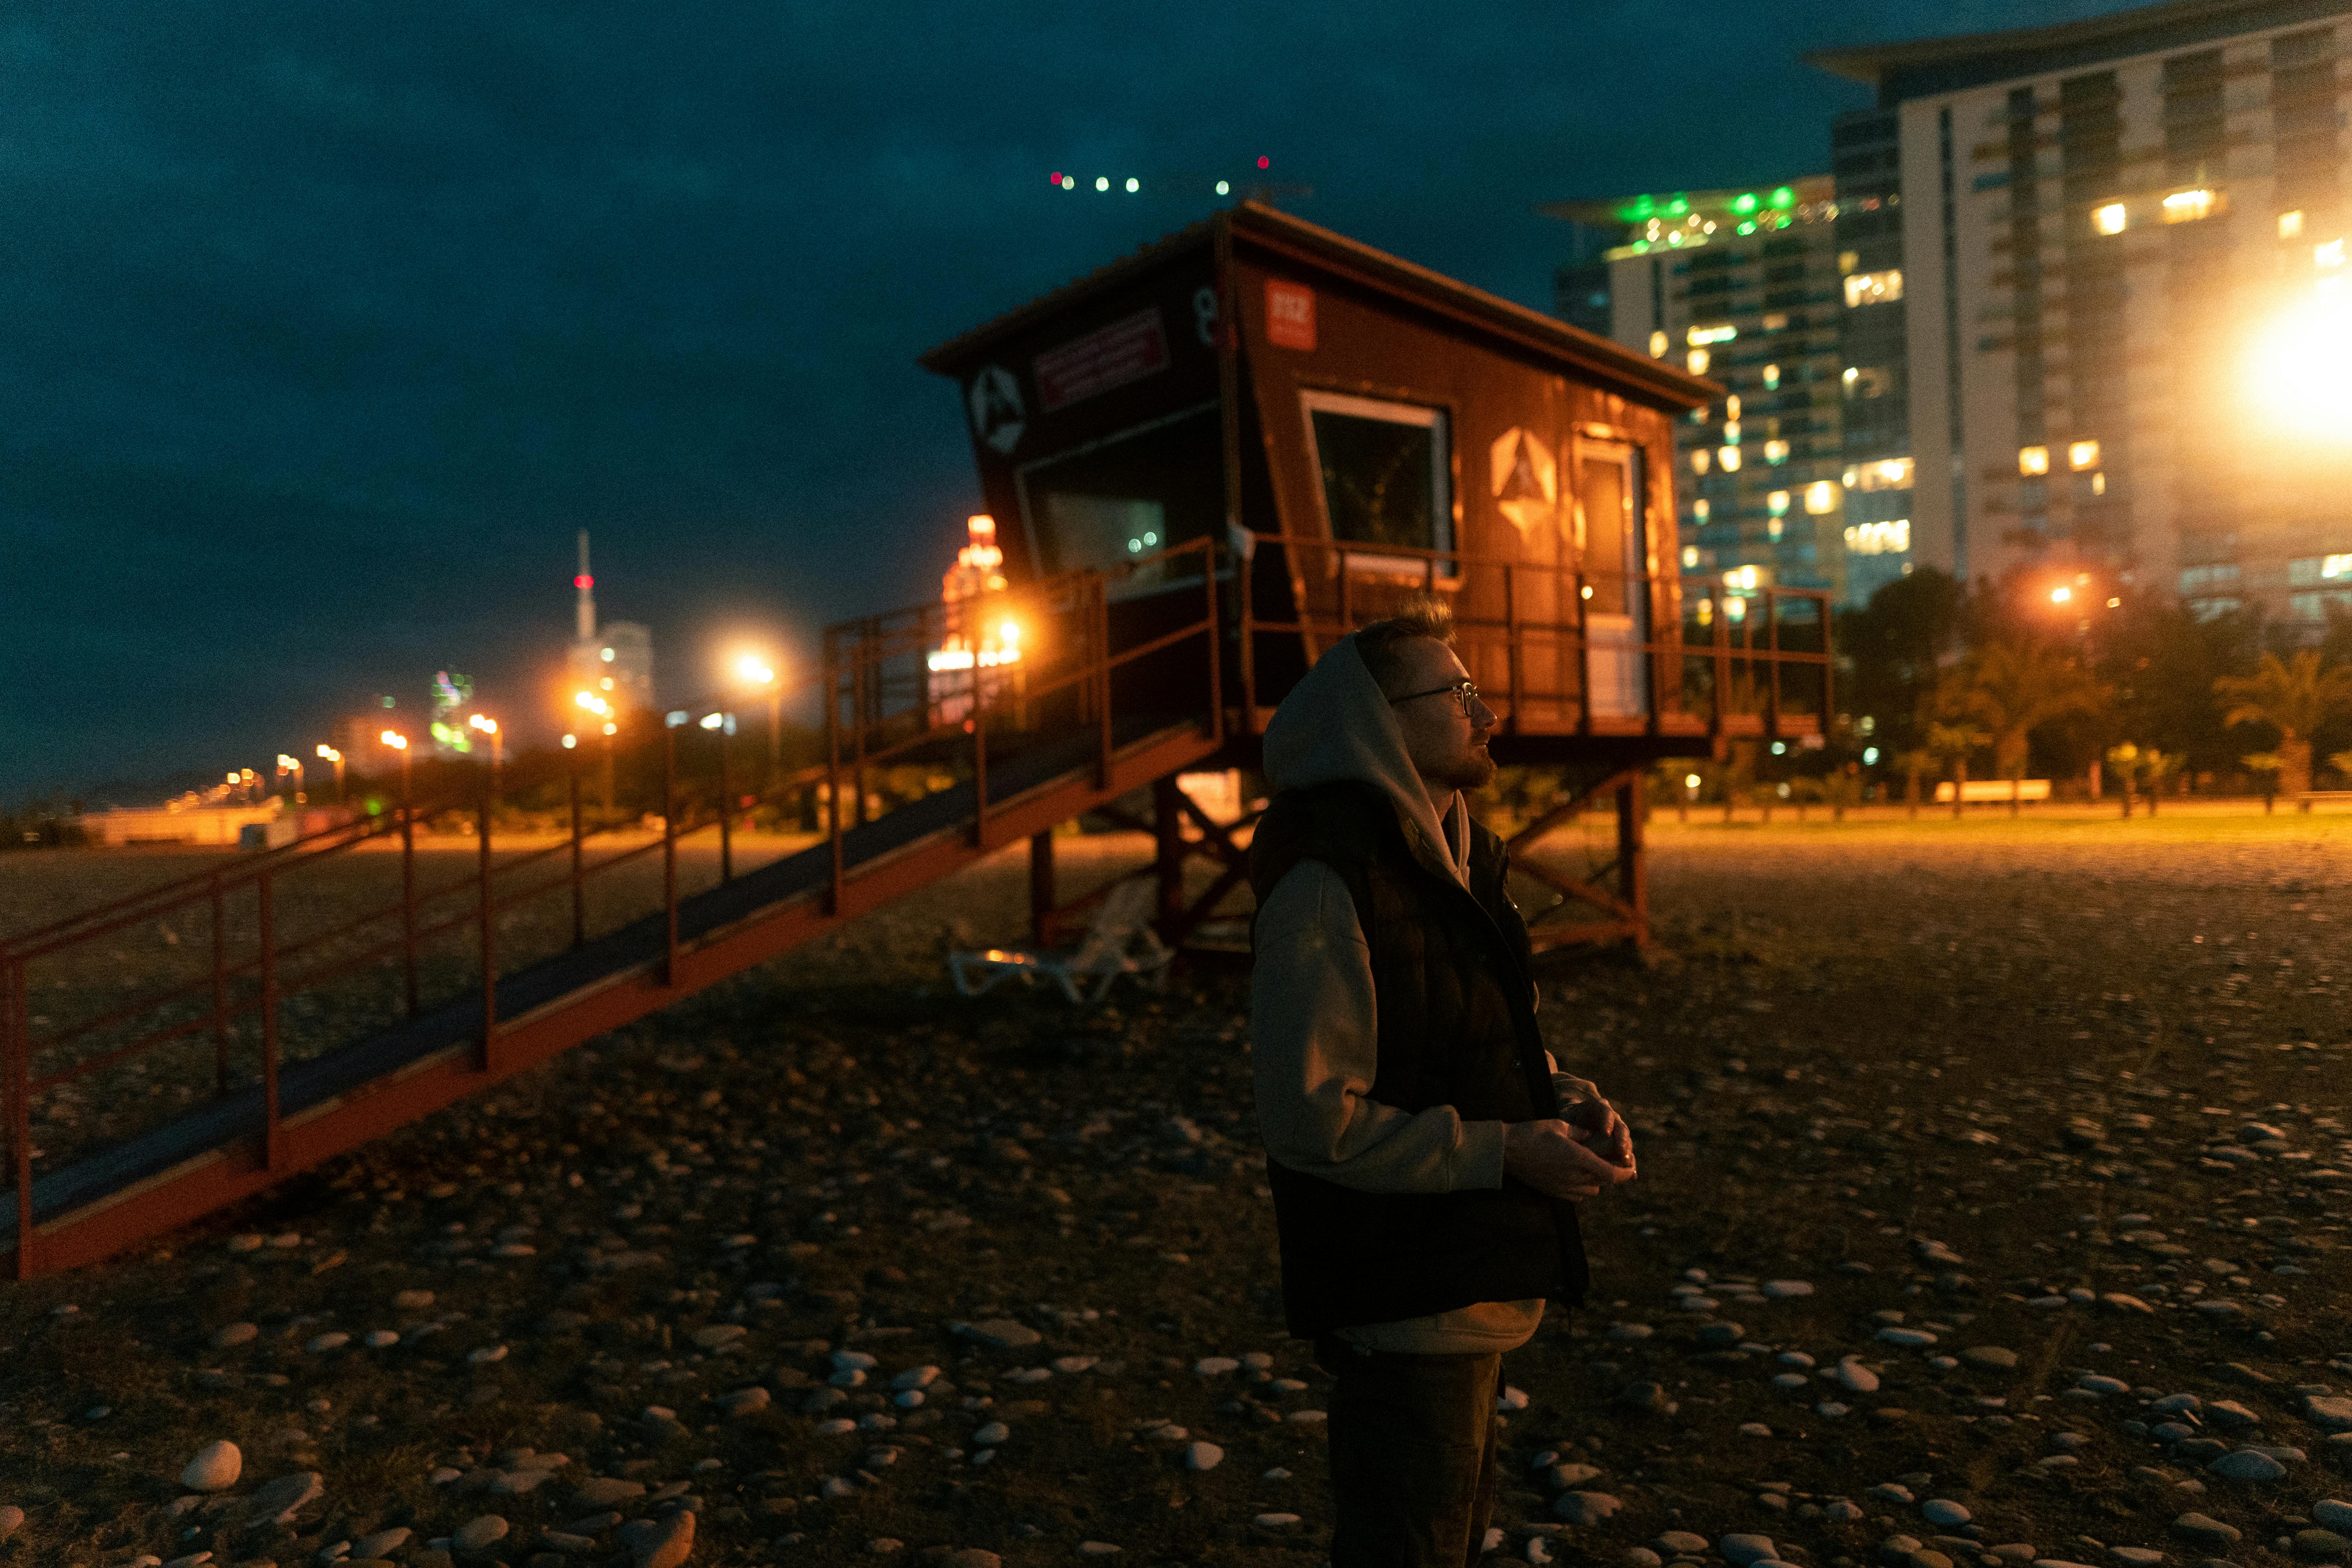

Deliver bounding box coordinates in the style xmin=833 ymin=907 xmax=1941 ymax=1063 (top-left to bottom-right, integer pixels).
xmin=733 ymin=650 xmax=784 ymax=782
xmin=316 ymin=743 xmax=345 ymax=803
xmin=276 ymin=753 xmax=305 ymax=805
xmin=467 ymin=713 xmax=503 ymax=801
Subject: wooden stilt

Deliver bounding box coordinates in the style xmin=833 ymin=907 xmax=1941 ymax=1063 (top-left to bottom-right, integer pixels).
xmin=1029 ymin=828 xmax=1056 ymax=946
xmin=1152 ymin=775 xmax=1185 ymax=937
xmin=1615 ymin=775 xmax=1649 ymax=949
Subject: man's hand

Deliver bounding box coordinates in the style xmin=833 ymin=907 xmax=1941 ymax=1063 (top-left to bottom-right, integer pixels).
xmin=1503 ymin=1118 xmax=1637 ymax=1202
xmin=1552 ymin=1074 xmax=1636 ymax=1173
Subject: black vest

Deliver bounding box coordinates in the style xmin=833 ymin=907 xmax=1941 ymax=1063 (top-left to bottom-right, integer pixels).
xmin=1250 ymin=779 xmax=1589 ymax=1338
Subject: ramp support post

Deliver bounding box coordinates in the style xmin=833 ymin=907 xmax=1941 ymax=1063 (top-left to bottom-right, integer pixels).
xmin=9 ymin=959 xmax=30 ymax=1281
xmin=1152 ymin=775 xmax=1184 ymax=937
xmin=1029 ymin=828 xmax=1056 ymax=946
xmin=479 ymin=793 xmax=497 ymax=1072
xmin=1613 ymin=774 xmax=1649 ymax=950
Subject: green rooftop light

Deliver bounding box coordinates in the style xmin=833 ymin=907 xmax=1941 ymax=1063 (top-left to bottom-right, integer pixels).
xmin=1769 ymin=185 xmax=1796 ymax=209
xmin=1732 ymin=192 xmax=1758 ymax=215
xmin=1666 ymin=195 xmax=1690 ymax=216
xmin=1736 ymin=220 xmax=1757 ymax=235
xmin=1618 ymin=194 xmax=1657 ymax=222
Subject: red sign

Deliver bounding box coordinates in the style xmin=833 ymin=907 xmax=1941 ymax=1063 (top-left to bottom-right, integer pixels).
xmin=1265 ymin=279 xmax=1316 ymax=351
xmin=1033 ymin=309 xmax=1170 ymax=412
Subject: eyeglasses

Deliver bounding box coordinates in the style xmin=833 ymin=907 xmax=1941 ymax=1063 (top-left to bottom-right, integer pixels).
xmin=1388 ymin=679 xmax=1486 ymax=719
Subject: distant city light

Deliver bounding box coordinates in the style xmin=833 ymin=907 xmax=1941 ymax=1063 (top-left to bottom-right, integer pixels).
xmin=2093 ymin=202 xmax=2128 ymax=236
xmin=2280 ymin=210 xmax=2306 ymax=239
xmin=600 ymin=646 xmax=615 ymax=662
xmin=380 ymin=731 xmax=408 ymax=750
xmin=1125 ymin=177 xmax=1140 ymax=193
xmin=1862 ymin=747 xmax=1880 ymax=765
xmin=1095 ymin=176 xmax=1109 ymax=192
xmin=2051 ymin=585 xmax=2073 ymax=603
xmin=562 ymin=733 xmax=577 ymax=749
xmin=1257 ymin=156 xmax=1270 ymax=169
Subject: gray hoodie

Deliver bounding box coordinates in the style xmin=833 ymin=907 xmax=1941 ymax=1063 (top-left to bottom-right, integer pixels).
xmin=1251 ymin=635 xmax=1553 ymax=1355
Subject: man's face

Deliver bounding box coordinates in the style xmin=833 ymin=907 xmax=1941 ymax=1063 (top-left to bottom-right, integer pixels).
xmin=1387 ymin=637 xmax=1497 ymax=793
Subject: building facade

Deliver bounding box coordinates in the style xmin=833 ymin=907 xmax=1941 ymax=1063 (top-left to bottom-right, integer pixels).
xmin=1811 ymin=0 xmax=2352 ymax=627
xmin=1546 ymin=180 xmax=1906 ymax=608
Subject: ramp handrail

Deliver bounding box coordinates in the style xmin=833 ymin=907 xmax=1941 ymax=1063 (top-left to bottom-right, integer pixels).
xmin=4 ymin=541 xmax=1223 ymax=1277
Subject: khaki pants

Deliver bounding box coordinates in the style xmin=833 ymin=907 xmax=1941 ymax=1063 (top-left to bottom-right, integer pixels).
xmin=1317 ymin=1336 xmax=1502 ymax=1568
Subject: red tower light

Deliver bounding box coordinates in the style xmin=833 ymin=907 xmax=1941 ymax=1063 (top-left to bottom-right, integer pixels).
xmin=1049 ymin=171 xmax=1061 ymax=184
xmin=574 ymin=574 xmax=592 ymax=589
xmin=1257 ymin=156 xmax=1270 ymax=169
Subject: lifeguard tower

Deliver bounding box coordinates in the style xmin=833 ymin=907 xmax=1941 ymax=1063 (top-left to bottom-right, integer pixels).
xmin=922 ymin=200 xmax=1830 ymax=949
xmin=1 ymin=203 xmax=1829 ymax=1279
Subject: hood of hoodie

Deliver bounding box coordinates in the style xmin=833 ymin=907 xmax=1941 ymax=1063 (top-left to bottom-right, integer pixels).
xmin=1261 ymin=634 xmax=1470 ymax=887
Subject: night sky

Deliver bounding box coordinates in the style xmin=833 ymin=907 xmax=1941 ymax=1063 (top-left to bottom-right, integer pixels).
xmin=7 ymin=0 xmax=2127 ymax=802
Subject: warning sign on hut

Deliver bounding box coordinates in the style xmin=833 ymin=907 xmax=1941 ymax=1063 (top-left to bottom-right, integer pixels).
xmin=1033 ymin=309 xmax=1171 ymax=413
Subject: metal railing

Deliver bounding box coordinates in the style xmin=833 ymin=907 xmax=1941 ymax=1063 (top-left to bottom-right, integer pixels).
xmin=1 ymin=541 xmax=1225 ymax=1276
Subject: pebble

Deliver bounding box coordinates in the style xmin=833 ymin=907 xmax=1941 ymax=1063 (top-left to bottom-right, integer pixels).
xmin=956 ymin=1318 xmax=1041 ymax=1350
xmin=243 ymin=1471 xmax=322 ymax=1524
xmin=941 ymin=1554 xmax=1003 ymax=1568
xmin=1721 ymin=1535 xmax=1780 ymax=1565
xmin=2290 ymin=1531 xmax=2347 ymax=1561
xmin=209 ymin=1322 xmax=258 ymax=1349
xmin=1078 ymin=1543 xmax=1124 ymax=1555
xmin=1923 ymin=1501 xmax=1972 ymax=1526
xmin=892 ymin=1366 xmax=942 ymax=1390
xmin=0 ymin=1508 xmax=21 ymax=1542
xmin=392 ymin=1289 xmax=435 ymax=1310
xmin=1835 ymin=1360 xmax=1881 ymax=1394
xmin=180 ymin=1439 xmax=241 ymax=1492
xmin=1762 ymin=1281 xmax=1813 ymax=1299
xmin=452 ymin=1516 xmax=508 ymax=1551
xmin=692 ymin=1324 xmax=746 ymax=1350
xmin=2316 ymin=1504 xmax=2352 ymax=1533
xmin=1656 ymin=1533 xmax=1711 ymax=1554
xmin=2080 ymin=1375 xmax=2131 ymax=1396
xmin=2307 ymin=1397 xmax=2352 ymax=1431
xmin=1556 ymin=1492 xmax=1622 ymax=1525
xmin=714 ymin=1386 xmax=769 ymax=1416
xmin=571 ymin=1477 xmax=647 ymax=1507
xmin=1254 ymin=1514 xmax=1302 ymax=1527
xmin=353 ymin=1528 xmax=412 ymax=1556
xmin=1877 ymin=1328 xmax=1938 ymax=1347
xmin=1961 ymin=1347 xmax=2019 ymax=1370
xmin=306 ymin=1332 xmax=350 ymax=1354
xmin=2171 ymin=1515 xmax=2243 ymax=1548
xmin=1185 ymin=1441 xmax=1224 ymax=1471
xmin=364 ymin=1330 xmax=400 ymax=1348
xmin=2208 ymin=1450 xmax=2286 ymax=1483
xmin=1194 ymin=1356 xmax=1240 ymax=1375
xmin=974 ymin=1421 xmax=1011 ymax=1445
xmin=634 ymin=1509 xmax=695 ymax=1568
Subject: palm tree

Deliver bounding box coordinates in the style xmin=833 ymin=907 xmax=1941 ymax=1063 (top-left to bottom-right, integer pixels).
xmin=1921 ymin=715 xmax=1989 ymax=819
xmin=1940 ymin=640 xmax=2109 ymax=816
xmin=2215 ymin=650 xmax=2352 ymax=799
xmin=1890 ymin=747 xmax=1935 ymax=818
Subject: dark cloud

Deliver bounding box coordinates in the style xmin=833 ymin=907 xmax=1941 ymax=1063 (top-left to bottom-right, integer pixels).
xmin=3 ymin=0 xmax=2126 ymax=798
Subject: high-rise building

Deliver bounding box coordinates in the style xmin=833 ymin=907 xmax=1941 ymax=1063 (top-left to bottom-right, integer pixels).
xmin=567 ymin=531 xmax=654 ymax=724
xmin=1809 ymin=0 xmax=2352 ymax=627
xmin=1543 ymin=181 xmax=1883 ymax=606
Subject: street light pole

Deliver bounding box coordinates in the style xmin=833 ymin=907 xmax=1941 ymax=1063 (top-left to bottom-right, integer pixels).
xmin=316 ymin=744 xmax=344 ymax=804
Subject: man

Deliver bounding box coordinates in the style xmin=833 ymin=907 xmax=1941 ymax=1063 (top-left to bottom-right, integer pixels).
xmin=1250 ymin=601 xmax=1637 ymax=1566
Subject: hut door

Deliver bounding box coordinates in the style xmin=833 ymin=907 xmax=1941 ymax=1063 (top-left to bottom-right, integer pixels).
xmin=1575 ymin=439 xmax=1649 ymax=720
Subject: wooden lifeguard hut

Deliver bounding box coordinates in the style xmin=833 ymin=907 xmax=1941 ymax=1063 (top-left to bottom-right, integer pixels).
xmin=922 ymin=201 xmax=1830 ymax=950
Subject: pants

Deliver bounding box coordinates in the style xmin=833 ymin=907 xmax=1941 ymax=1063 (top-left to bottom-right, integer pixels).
xmin=1317 ymin=1335 xmax=1502 ymax=1568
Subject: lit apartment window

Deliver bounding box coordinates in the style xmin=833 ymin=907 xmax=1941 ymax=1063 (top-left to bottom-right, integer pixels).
xmin=2068 ymin=439 xmax=2100 ymax=471
xmin=2162 ymin=189 xmax=2221 ymax=224
xmin=1649 ymin=330 xmax=1669 ymax=357
xmin=1688 ymin=323 xmax=1738 ymax=345
xmin=1687 ymin=348 xmax=1711 ymax=375
xmin=1724 ymin=421 xmax=1742 ymax=443
xmin=1760 ymin=311 xmax=1789 ymax=331
xmin=1766 ymin=516 xmax=1784 ymax=541
xmin=2330 ymin=554 xmax=2352 ymax=579
xmin=2319 ymin=239 xmax=2346 ymax=270
xmin=1718 ymin=446 xmax=1742 ymax=472
xmin=1762 ymin=363 xmax=1781 ymax=389
xmin=1804 ymin=481 xmax=1837 ymax=514
xmin=1843 ymin=520 xmax=1911 ymax=555
xmin=2281 ymin=210 xmax=2306 ymax=240
xmin=2018 ymin=445 xmax=2051 ymax=476
xmin=1693 ymin=499 xmax=1711 ymax=522
xmin=1725 ymin=395 xmax=1741 ymax=419
xmin=1845 ymin=458 xmax=1915 ymax=492
xmin=2179 ymin=563 xmax=2241 ymax=594
xmin=1725 ymin=565 xmax=1761 ymax=591
xmin=1691 ymin=448 xmax=1711 ymax=475
xmin=1681 ymin=546 xmax=1700 ymax=569
xmin=1842 ymin=269 xmax=1904 ymax=308
xmin=1767 ymin=490 xmax=1790 ymax=517
xmin=2092 ymin=203 xmax=2127 ymax=236
xmin=1837 ymin=249 xmax=1859 ymax=273
xmin=1763 ymin=440 xmax=1790 ymax=464
xmin=2091 ymin=472 xmax=2106 ymax=495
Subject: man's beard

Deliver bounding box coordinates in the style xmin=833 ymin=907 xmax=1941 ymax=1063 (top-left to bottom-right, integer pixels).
xmin=1430 ymin=743 xmax=1497 ymax=793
